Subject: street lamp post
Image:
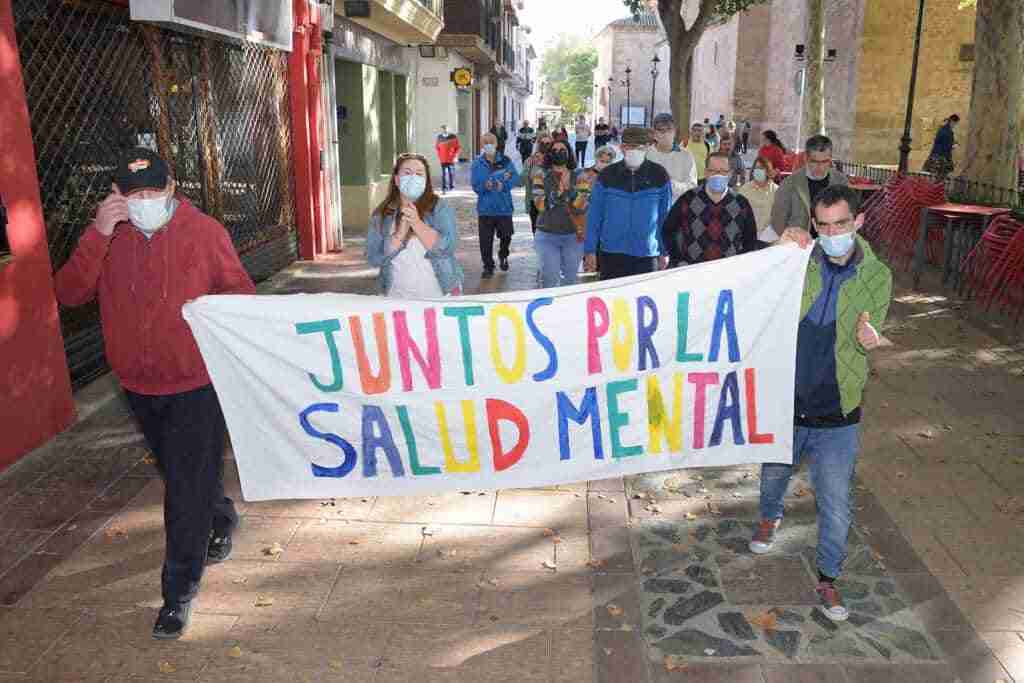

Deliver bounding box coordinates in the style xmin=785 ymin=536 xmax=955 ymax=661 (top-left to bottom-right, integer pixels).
xmin=624 ymin=67 xmax=632 ymax=126
xmin=608 ymin=76 xmax=615 ymax=127
xmin=899 ymin=0 xmax=927 ymax=175
xmin=649 ymin=54 xmax=660 ymax=127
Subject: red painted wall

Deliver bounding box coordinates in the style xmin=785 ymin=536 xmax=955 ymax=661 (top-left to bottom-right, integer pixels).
xmin=0 ymin=0 xmax=75 ymax=471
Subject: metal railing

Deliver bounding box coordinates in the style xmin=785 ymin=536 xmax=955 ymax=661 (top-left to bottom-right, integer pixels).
xmin=834 ymin=160 xmax=1021 ymax=210
xmin=14 ymin=0 xmax=297 ymax=386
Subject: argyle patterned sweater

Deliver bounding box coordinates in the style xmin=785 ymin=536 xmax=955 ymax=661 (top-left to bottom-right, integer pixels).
xmin=662 ymin=185 xmax=760 ymax=267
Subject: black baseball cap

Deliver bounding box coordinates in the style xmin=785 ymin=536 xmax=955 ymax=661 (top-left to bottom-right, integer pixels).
xmin=114 ymin=147 xmax=170 ymax=194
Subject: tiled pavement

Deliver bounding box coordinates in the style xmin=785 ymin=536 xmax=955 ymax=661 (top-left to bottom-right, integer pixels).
xmin=1 ymin=169 xmax=1023 ymax=682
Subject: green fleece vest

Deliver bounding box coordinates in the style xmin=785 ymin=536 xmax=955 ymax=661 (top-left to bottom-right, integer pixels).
xmin=799 ymin=236 xmax=893 ymax=416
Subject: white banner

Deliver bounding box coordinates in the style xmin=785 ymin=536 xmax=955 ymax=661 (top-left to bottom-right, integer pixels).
xmin=183 ymin=247 xmax=811 ymax=501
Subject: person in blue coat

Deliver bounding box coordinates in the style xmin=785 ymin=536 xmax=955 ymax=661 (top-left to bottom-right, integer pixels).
xmin=471 ymin=132 xmax=522 ymax=278
xmin=584 ymin=126 xmax=673 ymax=280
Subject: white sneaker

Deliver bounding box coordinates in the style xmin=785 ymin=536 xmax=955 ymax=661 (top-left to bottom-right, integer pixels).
xmin=816 ymin=581 xmax=849 ymax=622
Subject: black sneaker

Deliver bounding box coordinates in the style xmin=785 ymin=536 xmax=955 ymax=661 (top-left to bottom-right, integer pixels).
xmin=207 ymin=529 xmax=233 ymax=565
xmin=481 ymin=268 xmax=494 ymax=279
xmin=153 ymin=602 xmax=192 ymax=640
xmin=499 ymin=257 xmax=509 ymax=271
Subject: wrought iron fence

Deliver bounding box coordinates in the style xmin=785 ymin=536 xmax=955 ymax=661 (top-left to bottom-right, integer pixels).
xmin=14 ymin=0 xmax=297 ymax=387
xmin=834 ymin=160 xmax=1022 ymax=210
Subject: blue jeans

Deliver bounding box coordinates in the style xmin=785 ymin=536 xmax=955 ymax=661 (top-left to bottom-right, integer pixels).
xmin=759 ymin=424 xmax=860 ymax=579
xmin=534 ymin=230 xmax=583 ymax=288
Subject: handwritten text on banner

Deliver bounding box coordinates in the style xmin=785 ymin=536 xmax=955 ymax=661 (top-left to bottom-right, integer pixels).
xmin=182 ymin=247 xmax=811 ymax=501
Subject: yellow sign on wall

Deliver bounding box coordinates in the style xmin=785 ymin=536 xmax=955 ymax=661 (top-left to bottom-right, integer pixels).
xmin=451 ymin=68 xmax=473 ymax=88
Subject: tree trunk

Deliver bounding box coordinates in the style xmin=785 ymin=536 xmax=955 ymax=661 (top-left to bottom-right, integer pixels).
xmin=962 ymin=0 xmax=1023 ymax=196
xmin=668 ymin=36 xmax=698 ymax=131
xmin=657 ymin=0 xmax=716 ymax=138
xmin=804 ymin=0 xmax=826 ymax=138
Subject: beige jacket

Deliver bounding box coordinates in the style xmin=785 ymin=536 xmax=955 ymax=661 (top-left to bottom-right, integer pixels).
xmin=769 ymin=167 xmax=849 ymax=231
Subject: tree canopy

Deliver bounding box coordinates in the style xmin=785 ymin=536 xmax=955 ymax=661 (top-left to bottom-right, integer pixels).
xmin=539 ymin=35 xmax=598 ymax=117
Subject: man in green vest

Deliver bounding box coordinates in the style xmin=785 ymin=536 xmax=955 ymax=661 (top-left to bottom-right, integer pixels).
xmin=750 ymin=184 xmax=892 ymax=623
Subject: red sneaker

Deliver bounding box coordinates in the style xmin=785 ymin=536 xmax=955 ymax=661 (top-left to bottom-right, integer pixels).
xmin=748 ymin=518 xmax=780 ymax=554
xmin=816 ymin=581 xmax=849 ymax=621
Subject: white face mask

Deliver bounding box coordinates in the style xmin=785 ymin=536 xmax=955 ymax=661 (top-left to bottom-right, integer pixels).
xmin=483 ymin=144 xmax=497 ymax=155
xmin=624 ymin=149 xmax=646 ymax=169
xmin=127 ymin=194 xmax=174 ymax=235
xmin=753 ymin=168 xmax=768 ymax=183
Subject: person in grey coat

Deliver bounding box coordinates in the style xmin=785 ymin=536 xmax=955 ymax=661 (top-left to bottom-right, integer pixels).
xmin=770 ymin=134 xmax=848 ymax=238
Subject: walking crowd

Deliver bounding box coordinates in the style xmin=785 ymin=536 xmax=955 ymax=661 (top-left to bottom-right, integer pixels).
xmin=54 ymin=110 xmax=891 ymax=641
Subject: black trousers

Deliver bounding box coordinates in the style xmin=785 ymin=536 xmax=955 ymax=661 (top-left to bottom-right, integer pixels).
xmin=575 ymin=141 xmax=588 ymax=165
xmin=518 ymin=143 xmax=533 ymax=161
xmin=741 ymin=133 xmax=750 ymax=154
xmin=479 ymin=215 xmax=513 ymax=270
xmin=529 ymin=202 xmax=539 ymax=234
xmin=598 ymin=251 xmax=658 ymax=281
xmin=125 ymin=384 xmax=238 ymax=607
xmin=441 ymin=163 xmax=455 ymax=190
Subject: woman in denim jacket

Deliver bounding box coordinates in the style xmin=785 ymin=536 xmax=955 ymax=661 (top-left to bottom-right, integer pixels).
xmin=366 ymin=153 xmax=464 ymax=297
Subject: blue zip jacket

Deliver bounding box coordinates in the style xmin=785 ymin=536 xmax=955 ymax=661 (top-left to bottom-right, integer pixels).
xmin=471 ymin=153 xmax=522 ymax=216
xmin=365 ymin=197 xmax=464 ymax=296
xmin=584 ymin=159 xmax=672 ymax=257
xmin=795 ymin=248 xmax=858 ymax=419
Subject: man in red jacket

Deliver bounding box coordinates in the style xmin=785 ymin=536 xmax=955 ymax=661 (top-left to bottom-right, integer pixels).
xmin=435 ymin=124 xmax=461 ymax=192
xmin=55 ymin=148 xmax=256 ymax=640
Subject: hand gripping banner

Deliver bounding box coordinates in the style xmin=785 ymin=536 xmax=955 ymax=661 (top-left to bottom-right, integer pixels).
xmin=183 ymin=246 xmax=812 ymax=500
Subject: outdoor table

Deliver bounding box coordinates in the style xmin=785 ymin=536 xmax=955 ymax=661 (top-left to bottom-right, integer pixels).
xmin=911 ymin=203 xmax=1011 ymax=290
xmin=849 ymin=181 xmax=883 ymax=204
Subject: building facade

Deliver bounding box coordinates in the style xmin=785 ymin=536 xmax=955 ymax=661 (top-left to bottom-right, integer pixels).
xmin=331 ymin=0 xmax=442 ymax=233
xmin=593 ymin=13 xmax=670 ymax=128
xmin=684 ymin=0 xmax=978 ymax=166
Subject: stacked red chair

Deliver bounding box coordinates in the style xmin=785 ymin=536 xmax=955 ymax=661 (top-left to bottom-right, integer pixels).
xmin=959 ymin=213 xmax=1022 ymax=306
xmin=872 ymin=175 xmax=946 ymax=269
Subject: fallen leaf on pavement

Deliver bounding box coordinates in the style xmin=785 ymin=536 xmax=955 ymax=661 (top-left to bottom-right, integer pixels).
xmin=348 ymin=540 xmax=360 ymax=545
xmin=747 ymin=610 xmax=778 ymax=630
xmin=227 ymin=645 xmax=242 ymax=658
xmin=157 ymin=661 xmax=177 ymax=674
xmin=917 ymin=430 xmax=934 ymax=439
xmin=664 ymin=655 xmax=688 ymax=672
xmin=231 ymin=577 xmax=248 ymax=585
xmin=328 ymin=660 xmax=345 ymax=671
xmin=142 ymin=453 xmax=157 ymax=465
xmin=542 ymin=528 xmax=557 ymax=537
xmin=586 ymin=559 xmax=607 ymax=570
xmin=632 ymin=492 xmax=649 ymax=500
xmin=263 ymin=542 xmax=284 ymax=557
xmin=603 ymin=648 xmax=613 ymax=656
xmin=704 ymin=648 xmax=716 ymax=656
xmin=542 ymin=560 xmax=557 ymax=570
xmin=606 ymin=604 xmax=624 ymax=617
xmin=551 ymin=536 xmax=562 ymax=545
xmin=685 ymin=512 xmax=698 ymax=521
xmin=254 ymin=594 xmax=275 ymax=607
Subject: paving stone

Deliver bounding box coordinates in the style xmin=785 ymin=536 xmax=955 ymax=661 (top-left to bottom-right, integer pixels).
xmin=719 ymin=555 xmax=817 ymax=605
xmin=685 ymin=564 xmax=719 ymax=588
xmin=859 ymin=620 xmax=939 ymax=660
xmin=762 ymin=663 xmax=851 ymax=683
xmin=492 ymin=491 xmax=588 ymax=529
xmin=418 ymin=524 xmax=555 ymax=573
xmin=716 ymin=611 xmax=756 ymax=641
xmin=663 ymin=591 xmax=725 ymax=626
xmin=643 ymin=578 xmax=692 ymax=595
xmin=651 ymin=661 xmax=764 ymax=683
xmin=806 ymin=632 xmax=870 ymax=658
xmin=654 ymin=628 xmax=761 ymax=657
xmin=764 ymin=628 xmax=801 ymax=659
xmin=595 ymin=629 xmax=650 ymax=683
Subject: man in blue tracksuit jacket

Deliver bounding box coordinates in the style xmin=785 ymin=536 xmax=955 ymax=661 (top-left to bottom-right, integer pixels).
xmin=471 ymin=132 xmax=522 ymax=278
xmin=584 ymin=126 xmax=673 ymax=280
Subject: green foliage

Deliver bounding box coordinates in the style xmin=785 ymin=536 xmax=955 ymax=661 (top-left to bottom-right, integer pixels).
xmin=623 ymin=0 xmax=766 ymax=22
xmin=539 ymin=35 xmax=598 ymax=116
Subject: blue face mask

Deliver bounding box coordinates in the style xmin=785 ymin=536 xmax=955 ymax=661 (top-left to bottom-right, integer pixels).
xmin=398 ymin=174 xmax=426 ymax=201
xmin=706 ymin=174 xmax=729 ymax=194
xmin=818 ymin=232 xmax=855 ymax=257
